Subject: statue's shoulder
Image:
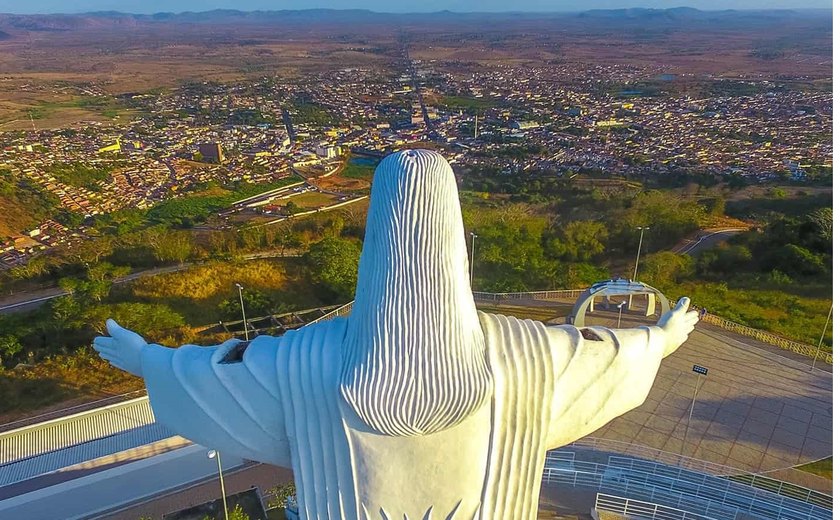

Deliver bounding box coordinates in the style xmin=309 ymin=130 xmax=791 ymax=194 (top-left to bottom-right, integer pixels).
xmin=477 ymin=310 xmax=552 ymax=346
xmin=477 ymin=310 xmax=549 ymax=333
xmin=477 ymin=310 xmax=576 ymax=364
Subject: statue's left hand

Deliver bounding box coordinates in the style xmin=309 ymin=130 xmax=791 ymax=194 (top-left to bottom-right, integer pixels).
xmin=657 ymin=297 xmax=699 ymax=357
xmin=93 ymin=319 xmax=147 ymax=377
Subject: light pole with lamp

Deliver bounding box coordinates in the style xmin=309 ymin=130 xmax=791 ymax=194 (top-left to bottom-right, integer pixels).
xmin=632 ymin=226 xmax=649 ymax=282
xmin=617 ymin=300 xmax=627 ymax=328
xmin=629 ymin=226 xmax=649 ymax=311
xmin=235 ymin=283 xmax=249 ymax=341
xmin=811 ymin=304 xmax=832 ymax=371
xmin=207 ymin=450 xmax=229 ymax=520
xmin=469 ymin=232 xmax=478 ymax=289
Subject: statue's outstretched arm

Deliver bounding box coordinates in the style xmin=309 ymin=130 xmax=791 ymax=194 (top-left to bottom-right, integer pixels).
xmin=94 ymin=320 xmax=293 ymax=468
xmin=544 ymin=298 xmax=697 ymax=449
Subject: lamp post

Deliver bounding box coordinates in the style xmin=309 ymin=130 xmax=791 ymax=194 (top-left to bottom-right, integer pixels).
xmin=617 ymin=300 xmax=627 ymax=328
xmin=207 ymin=450 xmax=229 ymax=520
xmin=469 ymin=232 xmax=478 ymax=289
xmin=811 ymin=304 xmax=832 ymax=371
xmin=629 ymin=226 xmax=649 ymax=311
xmin=235 ymin=283 xmax=249 ymax=341
xmin=632 ymin=226 xmax=649 ymax=282
xmin=681 ymin=365 xmax=708 ymax=461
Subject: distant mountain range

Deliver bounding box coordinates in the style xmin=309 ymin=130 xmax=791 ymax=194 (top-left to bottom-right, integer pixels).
xmin=0 ymin=8 xmax=829 ymax=33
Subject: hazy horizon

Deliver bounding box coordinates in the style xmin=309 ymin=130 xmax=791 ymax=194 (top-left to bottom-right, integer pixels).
xmin=0 ymin=1 xmax=832 ymax=15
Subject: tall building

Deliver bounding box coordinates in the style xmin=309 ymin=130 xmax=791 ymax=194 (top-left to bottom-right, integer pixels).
xmin=198 ymin=142 xmax=224 ymax=163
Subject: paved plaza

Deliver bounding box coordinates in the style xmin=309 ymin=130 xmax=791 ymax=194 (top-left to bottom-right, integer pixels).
xmin=567 ymin=308 xmax=832 ymax=478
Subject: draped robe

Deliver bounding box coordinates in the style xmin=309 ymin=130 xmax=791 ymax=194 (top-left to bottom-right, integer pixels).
xmin=130 ymin=150 xmax=672 ymax=520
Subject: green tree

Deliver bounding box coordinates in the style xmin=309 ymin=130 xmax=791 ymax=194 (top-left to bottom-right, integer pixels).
xmin=0 ymin=335 xmax=23 ymax=360
xmin=9 ymin=256 xmax=49 ymax=280
xmin=146 ymin=228 xmax=194 ymax=264
xmin=218 ymin=289 xmax=273 ymax=320
xmin=546 ymin=220 xmax=608 ymax=262
xmin=639 ymin=251 xmax=694 ymax=288
xmin=808 ymin=207 xmax=832 ymax=242
xmin=773 ymin=244 xmax=826 ymax=277
xmin=304 ymin=237 xmax=361 ymax=301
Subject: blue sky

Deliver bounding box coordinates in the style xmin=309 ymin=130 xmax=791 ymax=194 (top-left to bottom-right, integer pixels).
xmin=0 ymin=1 xmax=832 ymax=15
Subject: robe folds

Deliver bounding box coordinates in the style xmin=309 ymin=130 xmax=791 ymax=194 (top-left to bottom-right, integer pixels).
xmin=141 ymin=312 xmax=666 ymax=520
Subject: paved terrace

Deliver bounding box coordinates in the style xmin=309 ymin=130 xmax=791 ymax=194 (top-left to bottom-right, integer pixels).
xmin=573 ymin=309 xmax=832 ymax=479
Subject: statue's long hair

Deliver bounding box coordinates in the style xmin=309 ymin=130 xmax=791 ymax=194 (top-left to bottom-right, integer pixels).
xmin=340 ymin=150 xmax=492 ymax=437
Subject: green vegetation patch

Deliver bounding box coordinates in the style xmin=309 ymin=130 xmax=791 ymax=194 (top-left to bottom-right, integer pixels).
xmin=342 ymin=162 xmax=376 ymax=180
xmin=127 ymin=258 xmax=316 ymax=325
xmin=0 ymin=167 xmax=60 ymax=237
xmin=291 ymin=100 xmax=337 ymax=126
xmin=796 ymin=457 xmax=832 ymax=480
xmin=147 ymin=177 xmax=301 ymax=226
xmin=438 ymin=95 xmax=498 ymax=111
xmin=44 ymin=161 xmax=122 ymax=190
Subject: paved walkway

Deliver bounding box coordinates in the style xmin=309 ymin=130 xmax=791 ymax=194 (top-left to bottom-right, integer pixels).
xmin=567 ymin=308 xmax=832 ymax=477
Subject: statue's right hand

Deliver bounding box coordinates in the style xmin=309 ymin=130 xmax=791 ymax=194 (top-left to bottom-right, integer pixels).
xmin=93 ymin=319 xmax=147 ymax=377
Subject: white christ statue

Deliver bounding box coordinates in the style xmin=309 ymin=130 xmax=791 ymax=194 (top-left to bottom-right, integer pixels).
xmin=95 ymin=149 xmax=698 ymax=520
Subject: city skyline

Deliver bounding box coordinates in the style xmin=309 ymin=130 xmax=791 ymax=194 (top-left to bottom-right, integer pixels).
xmin=0 ymin=1 xmax=833 ymax=15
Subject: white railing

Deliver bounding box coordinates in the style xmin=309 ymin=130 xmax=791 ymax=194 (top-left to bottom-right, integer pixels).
xmin=701 ymin=311 xmax=832 ymax=365
xmin=607 ymin=456 xmax=832 ymax=520
xmin=566 ymin=438 xmax=832 ymax=510
xmin=725 ymin=473 xmax=832 ymax=510
xmin=307 ymin=301 xmax=354 ymax=325
xmin=542 ymin=465 xmax=739 ymax=520
xmin=542 ymin=456 xmax=831 ymax=520
xmin=595 ymin=493 xmax=718 ymax=520
xmin=473 ymin=289 xmax=586 ymax=303
xmin=567 ymin=438 xmax=744 ymax=476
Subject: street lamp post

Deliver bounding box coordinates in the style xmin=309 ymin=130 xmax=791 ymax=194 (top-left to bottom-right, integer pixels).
xmin=235 ymin=283 xmax=249 ymax=341
xmin=632 ymin=226 xmax=649 ymax=282
xmin=617 ymin=300 xmax=627 ymax=328
xmin=680 ymin=365 xmax=708 ymax=461
xmin=629 ymin=226 xmax=649 ymax=311
xmin=469 ymin=232 xmax=478 ymax=289
xmin=207 ymin=450 xmax=229 ymax=520
xmin=811 ymin=304 xmax=832 ymax=371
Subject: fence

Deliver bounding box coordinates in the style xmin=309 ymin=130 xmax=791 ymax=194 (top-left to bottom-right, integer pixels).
xmin=566 ymin=438 xmax=743 ymax=476
xmin=567 ymin=437 xmax=833 ymax=508
xmin=473 ymin=289 xmax=586 ymax=303
xmin=542 ymin=454 xmax=831 ymax=520
xmin=595 ymin=493 xmax=718 ymax=520
xmin=700 ymin=312 xmax=832 ymax=365
xmin=606 ymin=456 xmax=831 ymax=520
xmin=542 ymin=464 xmax=740 ymax=520
xmin=725 ymin=473 xmax=832 ymax=510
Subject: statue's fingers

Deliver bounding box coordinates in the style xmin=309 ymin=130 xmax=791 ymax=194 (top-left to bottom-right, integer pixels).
xmin=675 ymin=297 xmax=691 ymax=312
xmin=106 ymin=319 xmax=144 ymax=344
xmin=98 ymin=351 xmax=121 ymax=366
xmin=93 ymin=336 xmax=116 ymax=352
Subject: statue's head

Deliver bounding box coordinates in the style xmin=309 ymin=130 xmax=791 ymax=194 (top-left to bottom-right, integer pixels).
xmin=340 ymin=149 xmax=492 ymax=437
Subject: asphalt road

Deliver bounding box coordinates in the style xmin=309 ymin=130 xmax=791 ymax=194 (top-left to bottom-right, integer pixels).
xmin=671 ymin=228 xmax=748 ymax=256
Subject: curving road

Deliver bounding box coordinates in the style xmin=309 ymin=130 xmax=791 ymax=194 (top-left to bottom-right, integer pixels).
xmin=671 ymin=227 xmax=749 ymax=256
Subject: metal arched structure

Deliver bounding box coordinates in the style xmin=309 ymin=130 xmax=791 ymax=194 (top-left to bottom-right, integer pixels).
xmin=567 ymin=279 xmax=670 ymax=327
